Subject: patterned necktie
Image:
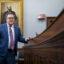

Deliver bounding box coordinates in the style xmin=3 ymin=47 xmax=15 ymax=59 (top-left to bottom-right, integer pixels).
xmin=9 ymin=27 xmax=14 ymax=50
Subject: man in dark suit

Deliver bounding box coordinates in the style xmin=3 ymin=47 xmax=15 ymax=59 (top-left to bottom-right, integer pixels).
xmin=0 ymin=12 xmax=30 ymax=64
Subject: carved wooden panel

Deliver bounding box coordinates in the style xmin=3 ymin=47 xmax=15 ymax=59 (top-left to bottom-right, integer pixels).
xmin=46 ymin=17 xmax=56 ymax=28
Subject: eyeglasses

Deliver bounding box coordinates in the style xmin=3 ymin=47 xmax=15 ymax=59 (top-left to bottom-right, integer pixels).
xmin=7 ymin=17 xmax=15 ymax=20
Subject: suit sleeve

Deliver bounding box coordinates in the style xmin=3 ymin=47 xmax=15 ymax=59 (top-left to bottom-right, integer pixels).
xmin=18 ymin=28 xmax=27 ymax=43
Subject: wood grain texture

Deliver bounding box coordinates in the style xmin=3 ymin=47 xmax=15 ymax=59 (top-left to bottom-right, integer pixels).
xmin=24 ymin=9 xmax=64 ymax=64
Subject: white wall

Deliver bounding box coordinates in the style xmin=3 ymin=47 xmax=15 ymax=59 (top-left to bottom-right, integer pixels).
xmin=18 ymin=0 xmax=64 ymax=48
xmin=23 ymin=0 xmax=64 ymax=37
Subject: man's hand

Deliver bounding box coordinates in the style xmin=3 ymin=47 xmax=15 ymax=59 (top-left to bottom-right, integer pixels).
xmin=26 ymin=37 xmax=32 ymax=41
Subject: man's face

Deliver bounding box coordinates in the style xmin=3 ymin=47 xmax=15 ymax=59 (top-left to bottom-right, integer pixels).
xmin=6 ymin=14 xmax=15 ymax=25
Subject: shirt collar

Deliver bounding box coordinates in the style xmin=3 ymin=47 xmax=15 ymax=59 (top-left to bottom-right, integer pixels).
xmin=7 ymin=23 xmax=14 ymax=28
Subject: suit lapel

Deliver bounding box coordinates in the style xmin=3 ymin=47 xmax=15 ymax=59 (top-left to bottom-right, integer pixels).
xmin=4 ymin=24 xmax=17 ymax=43
xmin=4 ymin=23 xmax=8 ymax=41
xmin=14 ymin=25 xmax=17 ymax=42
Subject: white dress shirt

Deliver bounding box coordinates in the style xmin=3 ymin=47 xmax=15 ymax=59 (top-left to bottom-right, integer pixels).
xmin=7 ymin=23 xmax=15 ymax=48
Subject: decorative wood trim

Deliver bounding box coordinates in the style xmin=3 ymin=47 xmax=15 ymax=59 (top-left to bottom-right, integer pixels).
xmin=46 ymin=17 xmax=56 ymax=28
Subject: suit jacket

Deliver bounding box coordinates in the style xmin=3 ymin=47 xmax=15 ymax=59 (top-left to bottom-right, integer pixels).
xmin=0 ymin=23 xmax=27 ymax=56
